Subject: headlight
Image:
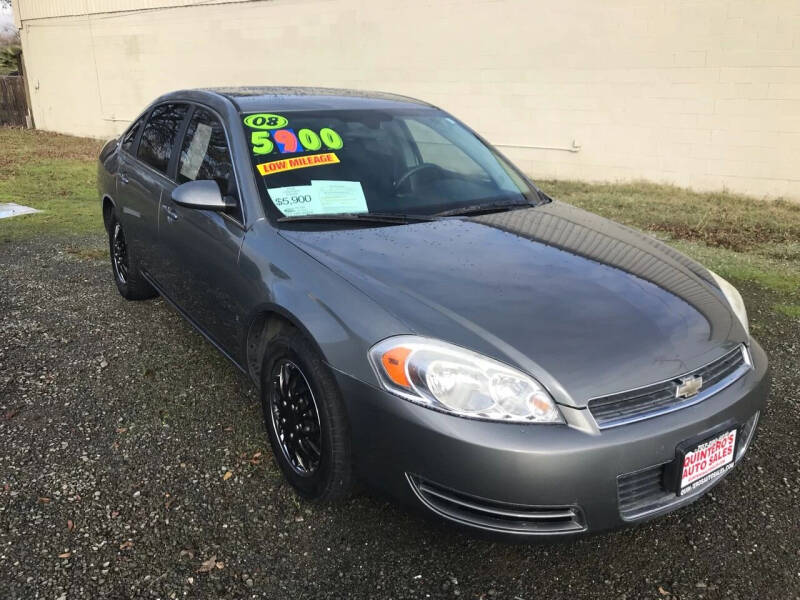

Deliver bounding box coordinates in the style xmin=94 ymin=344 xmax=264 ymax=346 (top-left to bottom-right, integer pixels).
xmin=369 ymin=336 xmax=563 ymax=423
xmin=708 ymin=270 xmax=749 ymax=336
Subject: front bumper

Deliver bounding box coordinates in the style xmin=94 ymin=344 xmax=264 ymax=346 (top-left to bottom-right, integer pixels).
xmin=335 ymin=340 xmax=769 ymax=538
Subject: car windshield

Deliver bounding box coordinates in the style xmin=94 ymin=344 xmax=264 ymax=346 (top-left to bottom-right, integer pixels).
xmin=243 ymin=107 xmax=540 ymax=220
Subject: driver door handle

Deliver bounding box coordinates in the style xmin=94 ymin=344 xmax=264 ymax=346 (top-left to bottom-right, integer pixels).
xmin=162 ymin=204 xmax=178 ymax=223
xmin=119 ymin=172 xmax=129 ymax=185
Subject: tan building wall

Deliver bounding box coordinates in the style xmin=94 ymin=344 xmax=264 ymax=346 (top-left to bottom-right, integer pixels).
xmin=12 ymin=0 xmax=800 ymax=200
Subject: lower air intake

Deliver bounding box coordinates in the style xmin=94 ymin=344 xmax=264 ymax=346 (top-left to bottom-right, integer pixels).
xmin=617 ymin=411 xmax=760 ymax=520
xmin=406 ymin=474 xmax=586 ymax=535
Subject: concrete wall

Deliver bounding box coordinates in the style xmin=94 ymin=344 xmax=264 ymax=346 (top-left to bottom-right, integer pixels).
xmin=12 ymin=0 xmax=800 ymax=200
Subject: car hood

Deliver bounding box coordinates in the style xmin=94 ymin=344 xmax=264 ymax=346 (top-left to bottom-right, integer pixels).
xmin=279 ymin=201 xmax=745 ymax=407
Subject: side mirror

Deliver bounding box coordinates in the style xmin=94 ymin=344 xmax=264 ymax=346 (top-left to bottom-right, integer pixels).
xmin=171 ymin=180 xmax=233 ymax=211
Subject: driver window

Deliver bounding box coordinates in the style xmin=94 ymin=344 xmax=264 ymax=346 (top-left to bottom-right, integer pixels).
xmin=404 ymin=119 xmax=487 ymax=179
xmin=178 ymin=108 xmax=242 ymax=223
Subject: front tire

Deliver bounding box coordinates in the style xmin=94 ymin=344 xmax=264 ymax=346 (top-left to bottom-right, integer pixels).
xmin=261 ymin=327 xmax=353 ymax=501
xmin=108 ymin=215 xmax=156 ymax=300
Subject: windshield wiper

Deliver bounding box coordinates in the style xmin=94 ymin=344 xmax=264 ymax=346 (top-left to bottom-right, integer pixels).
xmin=277 ymin=212 xmax=437 ymax=224
xmin=433 ymin=200 xmax=533 ymax=218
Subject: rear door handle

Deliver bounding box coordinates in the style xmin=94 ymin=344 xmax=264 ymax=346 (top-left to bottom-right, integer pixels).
xmin=119 ymin=172 xmax=129 ymax=185
xmin=162 ymin=204 xmax=178 ymax=223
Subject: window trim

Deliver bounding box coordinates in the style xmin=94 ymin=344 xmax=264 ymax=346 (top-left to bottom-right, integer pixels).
xmin=122 ymin=99 xmax=247 ymax=229
xmin=173 ymin=101 xmax=247 ymax=228
xmin=136 ymin=102 xmax=191 ymax=177
xmin=119 ymin=110 xmax=149 ymax=157
xmin=169 ymin=104 xmax=195 ymax=181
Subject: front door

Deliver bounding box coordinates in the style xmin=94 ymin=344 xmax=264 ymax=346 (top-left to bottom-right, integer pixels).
xmin=157 ymin=106 xmax=248 ymax=360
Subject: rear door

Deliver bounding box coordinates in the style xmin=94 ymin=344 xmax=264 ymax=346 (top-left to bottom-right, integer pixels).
xmin=119 ymin=102 xmax=188 ymax=274
xmin=115 ymin=116 xmax=145 ymax=249
xmin=157 ymin=106 xmax=248 ymax=358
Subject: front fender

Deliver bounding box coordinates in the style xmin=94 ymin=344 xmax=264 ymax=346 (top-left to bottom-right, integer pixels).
xmin=239 ymin=220 xmax=411 ymax=386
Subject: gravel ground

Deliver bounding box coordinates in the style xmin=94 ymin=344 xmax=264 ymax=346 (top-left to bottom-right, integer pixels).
xmin=1 ymin=234 xmax=798 ymax=600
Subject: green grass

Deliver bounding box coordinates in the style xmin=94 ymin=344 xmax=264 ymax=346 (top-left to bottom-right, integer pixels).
xmin=538 ymin=180 xmax=800 ymax=252
xmin=0 ymin=127 xmax=797 ymax=305
xmin=0 ymin=127 xmax=104 ymax=242
xmin=775 ymin=304 xmax=800 ymax=319
xmin=661 ymin=238 xmax=800 ymax=294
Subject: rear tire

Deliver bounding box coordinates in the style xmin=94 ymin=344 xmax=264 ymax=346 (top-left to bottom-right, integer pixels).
xmin=108 ymin=215 xmax=156 ymax=301
xmin=261 ymin=327 xmax=353 ymax=501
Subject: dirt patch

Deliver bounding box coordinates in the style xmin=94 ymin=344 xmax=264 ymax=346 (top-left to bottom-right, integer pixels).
xmin=0 ymin=127 xmax=105 ymax=174
xmin=65 ymin=246 xmax=107 ymax=261
xmin=649 ymin=221 xmax=798 ymax=252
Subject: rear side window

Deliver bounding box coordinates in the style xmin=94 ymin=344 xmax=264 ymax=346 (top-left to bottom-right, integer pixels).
xmin=120 ymin=117 xmax=143 ymax=154
xmin=137 ymin=103 xmax=188 ymax=174
xmin=178 ymin=108 xmax=241 ymax=222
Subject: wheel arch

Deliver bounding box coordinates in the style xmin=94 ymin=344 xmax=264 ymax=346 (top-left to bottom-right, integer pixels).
xmin=102 ymin=195 xmax=116 ymax=232
xmin=244 ymin=304 xmax=331 ymax=391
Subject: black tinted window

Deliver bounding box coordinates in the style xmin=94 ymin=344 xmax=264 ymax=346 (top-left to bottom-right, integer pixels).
xmin=138 ymin=103 xmax=188 ymax=174
xmin=178 ymin=108 xmax=241 ymax=221
xmin=120 ymin=117 xmax=142 ymax=154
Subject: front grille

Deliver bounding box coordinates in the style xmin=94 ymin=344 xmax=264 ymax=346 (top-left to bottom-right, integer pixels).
xmin=617 ymin=412 xmax=760 ymax=520
xmin=407 ymin=475 xmax=586 ymax=535
xmin=589 ymin=346 xmax=750 ymax=428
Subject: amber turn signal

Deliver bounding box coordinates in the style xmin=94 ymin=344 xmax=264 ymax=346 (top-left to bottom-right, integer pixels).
xmin=381 ymin=347 xmax=412 ymax=388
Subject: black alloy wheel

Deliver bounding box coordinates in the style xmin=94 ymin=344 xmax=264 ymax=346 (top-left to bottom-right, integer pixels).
xmin=111 ymin=222 xmax=129 ymax=284
xmin=107 ymin=215 xmax=157 ymax=301
xmin=260 ymin=327 xmax=353 ymax=501
xmin=269 ymin=359 xmax=323 ymax=476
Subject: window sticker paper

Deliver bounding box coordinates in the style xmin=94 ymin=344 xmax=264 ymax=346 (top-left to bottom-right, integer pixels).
xmin=267 ymin=185 xmax=320 ymax=217
xmin=319 ymin=128 xmax=343 ymax=150
xmin=247 ymin=124 xmax=344 ymax=156
xmin=243 ymin=113 xmax=288 ymax=130
xmin=251 ymin=131 xmax=274 ymax=155
xmin=311 ymin=180 xmax=368 ymax=214
xmin=180 ymin=123 xmax=212 ymax=181
xmin=298 ymin=128 xmax=322 ymax=151
xmin=273 ymin=128 xmax=304 ymax=154
xmin=256 ymin=152 xmax=340 ymax=176
xmin=267 ymin=180 xmax=368 ymax=217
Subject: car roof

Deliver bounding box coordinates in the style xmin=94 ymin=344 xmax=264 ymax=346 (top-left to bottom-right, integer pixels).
xmin=203 ymin=86 xmax=437 ymax=112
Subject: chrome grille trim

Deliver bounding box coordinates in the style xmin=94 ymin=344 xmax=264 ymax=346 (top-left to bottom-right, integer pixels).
xmin=406 ymin=474 xmax=586 ymax=535
xmin=589 ymin=345 xmax=752 ymax=429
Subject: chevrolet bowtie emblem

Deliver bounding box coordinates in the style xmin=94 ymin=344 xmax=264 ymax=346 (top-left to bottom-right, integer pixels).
xmin=676 ymin=375 xmax=703 ymax=399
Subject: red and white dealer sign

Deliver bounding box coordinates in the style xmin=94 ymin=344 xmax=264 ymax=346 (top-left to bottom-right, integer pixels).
xmin=680 ymin=429 xmax=737 ymax=495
